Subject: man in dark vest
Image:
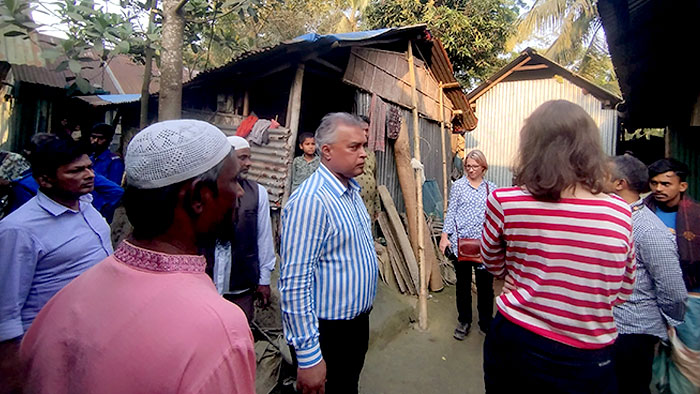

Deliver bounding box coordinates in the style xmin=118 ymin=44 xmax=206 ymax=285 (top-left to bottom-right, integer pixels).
xmin=206 ymin=136 xmax=275 ymax=323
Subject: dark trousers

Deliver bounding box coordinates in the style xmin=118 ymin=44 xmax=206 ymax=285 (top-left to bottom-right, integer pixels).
xmin=614 ymin=334 xmax=658 ymax=394
xmin=318 ymin=312 xmax=370 ymax=394
xmin=454 ymin=260 xmax=494 ymax=331
xmin=484 ymin=312 xmax=617 ymax=394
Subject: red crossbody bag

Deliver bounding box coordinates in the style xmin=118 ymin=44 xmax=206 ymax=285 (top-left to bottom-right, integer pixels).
xmin=456 ymin=182 xmax=489 ymax=263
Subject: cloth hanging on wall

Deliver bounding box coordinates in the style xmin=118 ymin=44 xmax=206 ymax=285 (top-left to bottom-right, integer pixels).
xmin=368 ymin=93 xmax=386 ymax=152
xmin=236 ymin=114 xmax=258 ymax=138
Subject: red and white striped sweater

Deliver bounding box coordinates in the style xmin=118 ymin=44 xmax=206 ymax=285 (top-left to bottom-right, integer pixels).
xmin=481 ymin=187 xmax=636 ymax=349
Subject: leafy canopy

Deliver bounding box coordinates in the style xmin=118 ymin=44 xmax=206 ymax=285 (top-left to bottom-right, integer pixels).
xmin=364 ymin=0 xmax=518 ymax=86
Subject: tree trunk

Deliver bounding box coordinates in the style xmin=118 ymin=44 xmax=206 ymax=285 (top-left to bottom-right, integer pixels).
xmin=140 ymin=1 xmax=157 ymax=129
xmin=158 ymin=0 xmax=186 ymax=121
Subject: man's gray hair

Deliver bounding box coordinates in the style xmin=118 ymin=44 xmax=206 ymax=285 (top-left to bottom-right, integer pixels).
xmin=611 ymin=154 xmax=649 ymax=194
xmin=314 ymin=112 xmax=365 ymax=152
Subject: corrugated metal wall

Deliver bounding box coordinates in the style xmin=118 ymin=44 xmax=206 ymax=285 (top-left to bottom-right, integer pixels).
xmin=356 ymin=91 xmax=450 ymax=213
xmin=469 ymin=78 xmax=618 ymax=187
xmin=182 ymin=108 xmax=292 ymax=209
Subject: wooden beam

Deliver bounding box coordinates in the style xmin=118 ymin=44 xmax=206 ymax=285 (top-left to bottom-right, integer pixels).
xmin=281 ymin=64 xmax=305 ymax=207
xmin=469 ymin=56 xmax=531 ymax=104
xmin=441 ymin=82 xmax=460 ymax=89
xmin=311 ymin=58 xmax=343 ymax=73
xmin=514 ymin=64 xmax=548 ymax=71
xmin=242 ymin=90 xmax=249 ymax=116
xmin=408 ymin=41 xmax=428 ymax=331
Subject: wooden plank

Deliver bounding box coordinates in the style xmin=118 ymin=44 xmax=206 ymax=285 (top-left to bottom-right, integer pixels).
xmin=378 ymin=213 xmax=415 ymax=294
xmin=378 ymin=185 xmax=420 ymax=291
xmin=377 ymin=242 xmax=401 ymax=291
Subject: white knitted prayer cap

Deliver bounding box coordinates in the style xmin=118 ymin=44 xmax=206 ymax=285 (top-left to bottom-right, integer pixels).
xmin=125 ymin=119 xmax=231 ymax=189
xmin=227 ymin=136 xmax=250 ymax=150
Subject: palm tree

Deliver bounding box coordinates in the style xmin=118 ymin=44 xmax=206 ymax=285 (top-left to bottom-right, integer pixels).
xmin=507 ymin=0 xmax=619 ymax=94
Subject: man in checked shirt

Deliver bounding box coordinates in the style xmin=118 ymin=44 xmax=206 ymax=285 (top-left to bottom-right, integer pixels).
xmin=605 ymin=154 xmax=687 ymax=394
xmin=280 ymin=113 xmax=378 ymax=394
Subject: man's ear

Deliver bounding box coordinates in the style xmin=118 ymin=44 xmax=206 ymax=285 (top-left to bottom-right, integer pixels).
xmin=36 ymin=174 xmax=54 ymax=190
xmin=320 ymin=144 xmax=332 ymax=161
xmin=615 ymin=178 xmax=626 ymax=192
xmin=680 ymin=181 xmax=689 ymax=193
xmin=186 ymin=179 xmax=213 ymax=216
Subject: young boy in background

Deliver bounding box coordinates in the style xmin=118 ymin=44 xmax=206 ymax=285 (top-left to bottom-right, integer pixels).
xmin=291 ymin=132 xmax=319 ymax=192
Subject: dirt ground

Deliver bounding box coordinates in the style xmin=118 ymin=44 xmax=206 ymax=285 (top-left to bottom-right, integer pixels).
xmin=361 ymin=285 xmax=487 ymax=394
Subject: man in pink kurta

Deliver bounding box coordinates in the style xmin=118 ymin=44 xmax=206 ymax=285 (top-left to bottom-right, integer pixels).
xmin=20 ymin=120 xmax=256 ymax=394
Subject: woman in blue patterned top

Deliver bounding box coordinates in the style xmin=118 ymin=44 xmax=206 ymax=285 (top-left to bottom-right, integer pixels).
xmin=439 ymin=149 xmax=497 ymax=340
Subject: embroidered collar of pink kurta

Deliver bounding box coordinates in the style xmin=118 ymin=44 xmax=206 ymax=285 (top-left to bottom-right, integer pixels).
xmin=114 ymin=241 xmax=206 ymax=273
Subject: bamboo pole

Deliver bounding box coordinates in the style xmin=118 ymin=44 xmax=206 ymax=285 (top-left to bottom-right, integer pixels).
xmin=439 ymin=83 xmax=448 ymax=218
xmin=407 ymin=41 xmax=428 ymax=331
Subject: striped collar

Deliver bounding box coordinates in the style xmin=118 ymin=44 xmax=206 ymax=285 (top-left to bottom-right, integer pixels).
xmin=317 ymin=163 xmax=361 ymax=198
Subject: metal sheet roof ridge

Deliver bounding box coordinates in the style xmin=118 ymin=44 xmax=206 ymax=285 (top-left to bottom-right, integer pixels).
xmin=467 ymin=47 xmax=622 ymax=105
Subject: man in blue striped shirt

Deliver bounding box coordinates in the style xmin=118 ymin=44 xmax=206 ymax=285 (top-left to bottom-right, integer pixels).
xmin=280 ymin=112 xmax=378 ymax=394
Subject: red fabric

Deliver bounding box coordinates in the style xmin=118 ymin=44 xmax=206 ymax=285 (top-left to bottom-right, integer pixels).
xmin=236 ymin=115 xmax=258 ymax=138
xmin=480 ymin=187 xmax=636 ymax=349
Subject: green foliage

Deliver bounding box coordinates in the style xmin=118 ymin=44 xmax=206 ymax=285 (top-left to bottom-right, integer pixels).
xmin=364 ymin=0 xmax=518 ymax=86
xmin=184 ymin=0 xmax=349 ymax=72
xmin=508 ymin=0 xmax=620 ymax=96
xmin=0 ymin=0 xmax=261 ymax=93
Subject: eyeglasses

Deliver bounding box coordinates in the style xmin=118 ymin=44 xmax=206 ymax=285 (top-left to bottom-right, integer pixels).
xmin=465 ymin=165 xmax=482 ymax=170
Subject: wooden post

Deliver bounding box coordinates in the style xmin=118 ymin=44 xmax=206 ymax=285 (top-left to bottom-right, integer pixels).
xmin=407 ymin=41 xmax=428 ymax=331
xmin=281 ymin=64 xmax=305 ymax=207
xmin=242 ymin=90 xmax=250 ymax=116
xmin=439 ymin=83 xmax=448 ymax=218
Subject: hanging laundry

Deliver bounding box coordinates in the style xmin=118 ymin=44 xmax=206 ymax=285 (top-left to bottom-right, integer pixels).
xmin=368 ymin=93 xmax=386 ymax=152
xmin=387 ymin=104 xmax=401 ymax=140
xmin=249 ymin=119 xmax=272 ymax=145
xmin=236 ymin=114 xmax=258 ymax=138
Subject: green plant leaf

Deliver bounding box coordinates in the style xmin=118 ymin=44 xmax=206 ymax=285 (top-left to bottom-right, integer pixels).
xmin=55 ymin=60 xmax=69 ymax=72
xmin=116 ymin=40 xmax=130 ymax=53
xmin=68 ymin=59 xmax=82 ymax=74
xmin=75 ymin=76 xmax=92 ymax=94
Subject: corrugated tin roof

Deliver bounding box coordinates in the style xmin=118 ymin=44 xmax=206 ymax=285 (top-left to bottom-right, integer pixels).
xmin=467 ymin=48 xmax=622 ymax=106
xmin=429 ymin=39 xmax=477 ymax=130
xmin=74 ymin=94 xmax=141 ymax=106
xmin=10 ymin=64 xmax=66 ymax=88
xmin=185 ymin=25 xmax=477 ymax=129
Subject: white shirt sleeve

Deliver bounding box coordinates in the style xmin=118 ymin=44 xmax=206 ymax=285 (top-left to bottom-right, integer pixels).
xmin=257 ymin=184 xmax=276 ymax=285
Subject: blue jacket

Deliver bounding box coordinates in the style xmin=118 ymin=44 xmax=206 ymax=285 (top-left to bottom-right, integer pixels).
xmin=91 ymin=149 xmax=125 ymax=186
xmin=7 ymin=170 xmax=124 ymax=223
